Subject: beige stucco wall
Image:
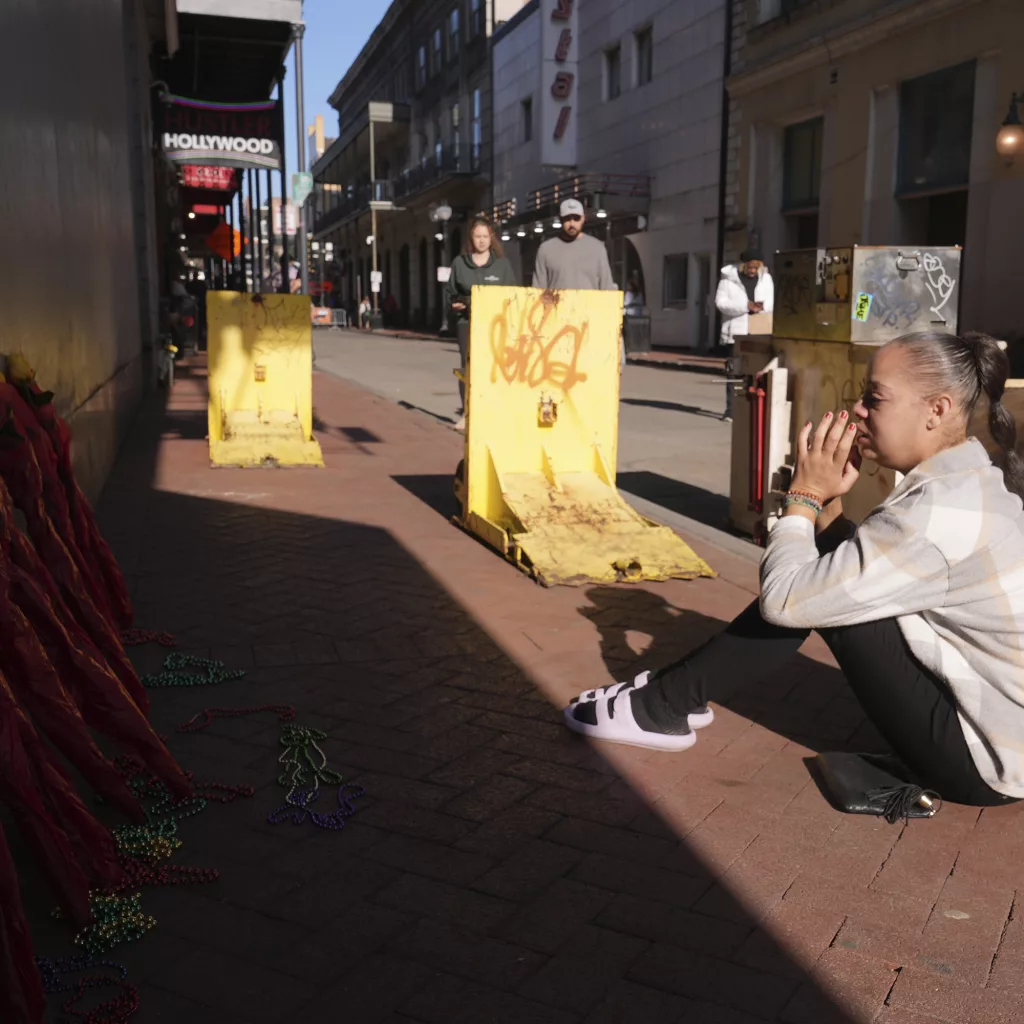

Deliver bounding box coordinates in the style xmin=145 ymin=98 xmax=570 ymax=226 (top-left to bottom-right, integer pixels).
xmin=728 ymin=0 xmax=1023 ymax=338
xmin=0 ymin=0 xmax=156 ymax=503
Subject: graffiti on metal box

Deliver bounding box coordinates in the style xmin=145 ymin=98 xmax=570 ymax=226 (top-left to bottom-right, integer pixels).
xmin=859 ymin=252 xmax=921 ymax=330
xmin=923 ymin=252 xmax=957 ymax=323
xmin=777 ymin=273 xmax=813 ymax=317
xmin=489 ymin=297 xmax=589 ymax=392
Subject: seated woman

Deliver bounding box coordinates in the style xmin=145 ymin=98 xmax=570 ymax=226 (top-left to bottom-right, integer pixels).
xmin=565 ymin=331 xmax=1024 ymax=807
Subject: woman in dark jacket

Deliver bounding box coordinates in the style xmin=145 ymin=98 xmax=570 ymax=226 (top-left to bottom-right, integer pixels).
xmin=444 ymin=216 xmax=516 ymax=430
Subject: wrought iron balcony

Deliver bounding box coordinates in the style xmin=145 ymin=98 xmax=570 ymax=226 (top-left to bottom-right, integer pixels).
xmin=392 ymin=143 xmax=482 ymax=201
xmin=313 ymin=179 xmax=393 ymax=234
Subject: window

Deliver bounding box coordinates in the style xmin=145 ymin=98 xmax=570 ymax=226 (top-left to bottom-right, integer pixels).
xmin=635 ymin=27 xmax=653 ymax=87
xmin=783 ymin=117 xmax=823 ymax=212
xmin=897 ymin=61 xmax=975 ymax=196
xmin=522 ymin=97 xmax=533 ymax=143
xmin=757 ymin=0 xmax=782 ymax=22
xmin=663 ymin=255 xmax=688 ymax=308
xmin=451 ymin=102 xmax=461 ymax=158
xmin=471 ymin=88 xmax=482 ymax=169
xmin=470 ymin=0 xmax=484 ymax=38
xmin=605 ymin=45 xmax=622 ymax=101
xmin=415 ymin=46 xmax=427 ymax=90
xmin=432 ymin=27 xmax=443 ymax=75
xmin=448 ymin=7 xmax=460 ymax=60
xmin=395 ymin=66 xmax=410 ymax=100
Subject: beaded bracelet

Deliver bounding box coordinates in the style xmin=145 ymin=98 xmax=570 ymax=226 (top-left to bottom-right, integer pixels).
xmin=787 ymin=488 xmax=824 ymax=505
xmin=783 ymin=493 xmax=823 ymax=515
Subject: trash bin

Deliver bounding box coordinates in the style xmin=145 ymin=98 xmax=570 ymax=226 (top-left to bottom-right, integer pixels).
xmin=622 ymin=315 xmax=652 ymax=355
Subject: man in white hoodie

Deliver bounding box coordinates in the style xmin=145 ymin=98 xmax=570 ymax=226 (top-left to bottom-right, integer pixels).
xmin=715 ymin=248 xmax=774 ymax=421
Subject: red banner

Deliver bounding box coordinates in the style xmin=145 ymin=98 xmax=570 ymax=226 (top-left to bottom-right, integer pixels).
xmin=182 ymin=165 xmax=237 ymax=190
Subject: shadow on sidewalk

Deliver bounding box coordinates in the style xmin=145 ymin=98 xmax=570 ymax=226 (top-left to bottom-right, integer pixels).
xmin=8 ymin=360 xmax=866 ymax=1023
xmin=617 ymin=470 xmax=731 ymax=532
xmin=620 ymin=397 xmax=723 ymax=420
xmin=393 ymin=472 xmax=461 ymax=521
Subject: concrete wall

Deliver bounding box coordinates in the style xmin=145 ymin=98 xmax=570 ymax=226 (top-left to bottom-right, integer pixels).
xmin=492 ymin=6 xmax=544 ymax=219
xmin=0 ymin=0 xmax=150 ymax=501
xmin=728 ymin=0 xmax=1024 ymax=338
xmin=577 ymin=0 xmax=728 ymax=349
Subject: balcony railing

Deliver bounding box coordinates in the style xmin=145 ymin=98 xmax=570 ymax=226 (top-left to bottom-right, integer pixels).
xmin=393 ymin=143 xmax=481 ymax=201
xmin=314 ymin=179 xmax=393 ymax=233
xmin=526 ymin=173 xmax=650 ymax=212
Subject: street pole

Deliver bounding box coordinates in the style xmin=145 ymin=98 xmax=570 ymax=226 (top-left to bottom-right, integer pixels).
xmin=369 ymin=118 xmax=379 ymax=315
xmin=278 ymin=74 xmax=289 ymax=293
xmin=255 ymin=168 xmax=263 ymax=290
xmin=225 ymin=200 xmax=233 ymax=289
xmin=247 ymin=169 xmax=257 ymax=292
xmin=264 ymin=168 xmax=273 ymax=291
xmin=294 ymin=23 xmax=310 ymax=297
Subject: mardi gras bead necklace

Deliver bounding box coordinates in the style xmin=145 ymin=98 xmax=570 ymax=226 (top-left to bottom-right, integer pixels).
xmin=140 ymin=653 xmax=245 ymax=689
xmin=36 ymin=954 xmax=139 ymax=1024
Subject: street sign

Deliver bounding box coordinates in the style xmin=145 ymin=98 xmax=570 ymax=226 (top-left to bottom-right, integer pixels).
xmin=370 ymin=270 xmax=383 ymax=285
xmin=292 ymin=171 xmax=314 ymax=206
xmin=206 ymin=222 xmax=242 ymax=260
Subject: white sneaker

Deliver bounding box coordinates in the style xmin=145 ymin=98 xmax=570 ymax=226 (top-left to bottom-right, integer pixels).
xmin=569 ymin=671 xmax=714 ymax=730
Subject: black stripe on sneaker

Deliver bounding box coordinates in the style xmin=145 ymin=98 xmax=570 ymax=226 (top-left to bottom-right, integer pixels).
xmin=570 ymin=701 xmax=598 ymax=726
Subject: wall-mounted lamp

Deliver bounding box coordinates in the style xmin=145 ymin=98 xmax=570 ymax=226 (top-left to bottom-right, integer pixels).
xmin=533 ymin=222 xmax=544 ymax=233
xmin=996 ymin=92 xmax=1024 ymax=164
xmin=516 ymin=228 xmax=527 ymax=238
xmin=552 ymin=218 xmax=562 ymax=229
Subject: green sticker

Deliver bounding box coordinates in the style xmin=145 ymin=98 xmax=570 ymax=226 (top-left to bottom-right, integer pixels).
xmin=853 ymin=292 xmax=873 ymax=322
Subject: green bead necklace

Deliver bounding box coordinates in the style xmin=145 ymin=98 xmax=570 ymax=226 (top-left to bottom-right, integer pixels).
xmin=140 ymin=653 xmax=245 ymax=689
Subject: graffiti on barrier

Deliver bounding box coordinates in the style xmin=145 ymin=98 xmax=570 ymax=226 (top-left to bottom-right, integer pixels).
xmin=489 ymin=296 xmax=589 ymax=392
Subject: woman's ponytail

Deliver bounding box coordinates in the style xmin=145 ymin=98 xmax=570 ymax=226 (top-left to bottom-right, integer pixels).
xmin=963 ymin=332 xmax=1024 ymax=500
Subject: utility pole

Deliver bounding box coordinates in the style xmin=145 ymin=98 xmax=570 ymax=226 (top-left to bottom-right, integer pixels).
xmin=369 ymin=117 xmax=379 ymax=315
xmin=294 ymin=22 xmax=309 ymax=297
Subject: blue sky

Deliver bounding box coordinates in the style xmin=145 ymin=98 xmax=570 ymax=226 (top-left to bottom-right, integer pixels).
xmin=282 ymin=0 xmax=394 ymax=173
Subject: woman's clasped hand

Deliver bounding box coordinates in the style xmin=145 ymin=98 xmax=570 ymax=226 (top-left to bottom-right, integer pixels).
xmin=790 ymin=410 xmax=863 ymax=504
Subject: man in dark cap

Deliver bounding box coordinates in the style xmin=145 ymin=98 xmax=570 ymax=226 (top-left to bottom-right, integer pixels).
xmin=715 ymin=247 xmax=774 ymax=421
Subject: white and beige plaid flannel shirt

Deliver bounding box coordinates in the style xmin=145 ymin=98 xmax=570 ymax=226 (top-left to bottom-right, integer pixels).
xmin=761 ymin=438 xmax=1024 ymax=798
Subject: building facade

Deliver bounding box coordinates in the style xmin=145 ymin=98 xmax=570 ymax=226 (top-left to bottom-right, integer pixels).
xmin=492 ymin=0 xmax=729 ymax=349
xmin=0 ymin=0 xmax=174 ymax=500
xmin=724 ymin=0 xmax=1024 ymax=340
xmin=312 ymin=0 xmax=530 ymax=328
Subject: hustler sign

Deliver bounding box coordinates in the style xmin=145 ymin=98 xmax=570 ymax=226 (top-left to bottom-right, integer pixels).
xmin=540 ymin=0 xmax=578 ymax=166
xmin=158 ymin=94 xmax=283 ymax=171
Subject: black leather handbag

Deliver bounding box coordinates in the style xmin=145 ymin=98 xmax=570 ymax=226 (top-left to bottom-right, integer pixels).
xmin=814 ymin=752 xmax=941 ymax=824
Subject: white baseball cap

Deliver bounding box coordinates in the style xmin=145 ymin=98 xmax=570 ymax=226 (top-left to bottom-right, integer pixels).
xmin=560 ymin=198 xmax=585 ymax=218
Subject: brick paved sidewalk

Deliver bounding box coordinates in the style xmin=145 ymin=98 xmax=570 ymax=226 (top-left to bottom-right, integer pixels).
xmin=14 ymin=357 xmax=1024 ymax=1023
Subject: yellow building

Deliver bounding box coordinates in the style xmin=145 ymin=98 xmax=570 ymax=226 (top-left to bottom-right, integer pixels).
xmin=724 ymin=0 xmax=1024 ymax=341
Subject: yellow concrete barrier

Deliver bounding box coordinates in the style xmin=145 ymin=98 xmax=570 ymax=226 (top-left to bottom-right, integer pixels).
xmin=456 ymin=286 xmax=714 ymax=586
xmin=207 ymin=292 xmax=323 ymax=468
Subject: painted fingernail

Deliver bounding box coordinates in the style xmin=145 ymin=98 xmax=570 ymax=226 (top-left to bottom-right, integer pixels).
xmin=824 ymin=412 xmax=832 ymax=419
xmin=806 ymin=421 xmax=811 ymax=427
xmin=840 ymin=411 xmax=847 ymax=419
xmin=849 ymin=424 xmax=856 ymax=431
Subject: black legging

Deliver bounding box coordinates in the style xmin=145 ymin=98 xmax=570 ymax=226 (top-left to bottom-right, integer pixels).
xmin=639 ymin=601 xmax=1014 ymax=807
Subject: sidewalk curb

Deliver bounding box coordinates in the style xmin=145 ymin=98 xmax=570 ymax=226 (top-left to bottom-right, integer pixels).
xmin=626 ymin=354 xmax=728 ymax=376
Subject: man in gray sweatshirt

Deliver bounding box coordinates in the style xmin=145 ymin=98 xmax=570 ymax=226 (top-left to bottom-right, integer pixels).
xmin=531 ymin=199 xmax=616 ymax=291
